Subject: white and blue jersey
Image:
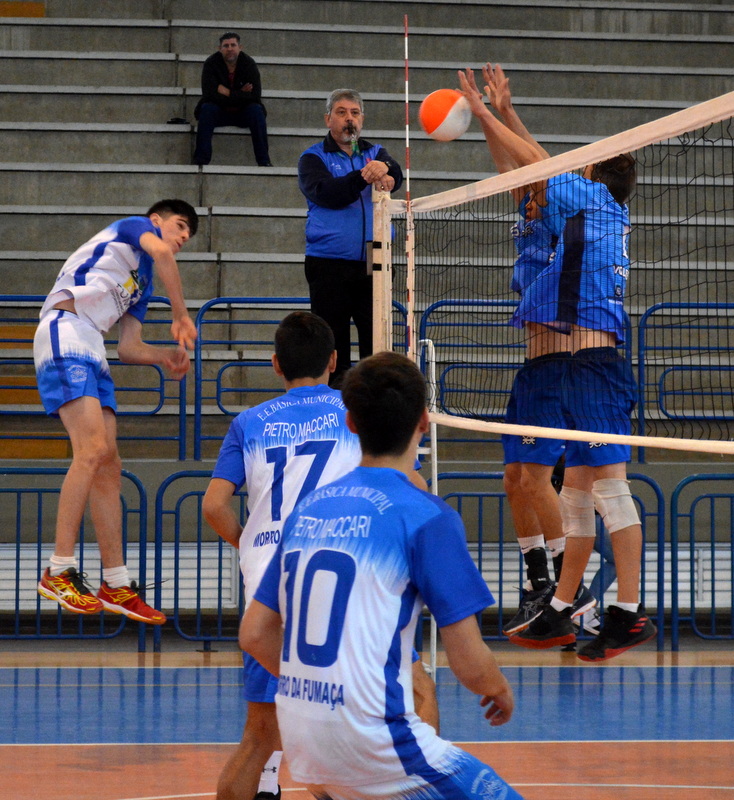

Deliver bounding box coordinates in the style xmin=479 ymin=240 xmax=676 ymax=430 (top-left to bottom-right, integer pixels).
xmin=33 ymin=216 xmax=159 ymax=414
xmin=514 ymin=173 xmax=631 ymax=344
xmin=510 ymin=192 xmax=557 ymax=297
xmin=39 ymin=216 xmax=157 ymax=333
xmin=211 ymin=384 xmax=361 ymax=607
xmin=255 ymin=466 xmax=496 ymax=791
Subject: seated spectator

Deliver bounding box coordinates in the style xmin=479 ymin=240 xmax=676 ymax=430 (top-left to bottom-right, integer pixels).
xmin=193 ymin=31 xmax=272 ymax=167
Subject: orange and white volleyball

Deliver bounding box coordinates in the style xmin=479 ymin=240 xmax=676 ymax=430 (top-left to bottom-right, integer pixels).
xmin=418 ymin=88 xmax=471 ymax=142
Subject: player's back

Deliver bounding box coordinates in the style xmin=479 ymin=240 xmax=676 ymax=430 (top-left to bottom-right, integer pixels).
xmin=271 ymin=466 xmax=465 ymax=786
xmin=221 ymin=384 xmax=361 ymax=605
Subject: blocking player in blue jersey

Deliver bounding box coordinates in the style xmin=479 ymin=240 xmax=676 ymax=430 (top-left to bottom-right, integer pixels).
xmin=35 ymin=199 xmax=198 ymax=625
xmin=241 ymin=351 xmax=525 ymax=800
xmin=509 ymin=155 xmax=656 ymax=659
xmin=203 ymin=314 xmax=438 ymax=800
xmin=459 ymin=66 xmax=595 ymax=636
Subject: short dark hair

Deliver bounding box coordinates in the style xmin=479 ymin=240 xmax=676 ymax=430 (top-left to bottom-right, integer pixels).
xmin=146 ymin=199 xmax=199 ymax=236
xmin=341 ymin=352 xmax=427 ymax=457
xmin=219 ymin=31 xmax=240 ymax=44
xmin=591 ymin=153 xmax=636 ymax=206
xmin=274 ymin=311 xmax=335 ymax=382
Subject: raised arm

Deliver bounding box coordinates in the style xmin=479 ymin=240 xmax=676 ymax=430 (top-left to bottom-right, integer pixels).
xmin=459 ymin=68 xmax=545 ymax=172
xmin=484 ymin=63 xmax=550 ymax=161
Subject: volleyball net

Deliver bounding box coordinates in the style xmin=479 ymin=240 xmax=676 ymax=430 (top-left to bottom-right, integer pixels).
xmin=375 ymin=90 xmax=734 ymax=457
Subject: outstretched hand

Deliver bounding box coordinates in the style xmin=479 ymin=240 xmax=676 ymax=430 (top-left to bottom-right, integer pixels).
xmin=482 ymin=63 xmax=511 ymax=114
xmin=171 ymin=315 xmax=197 ymax=350
xmin=457 ymin=69 xmax=487 ymax=118
xmin=479 ymin=685 xmax=514 ymax=727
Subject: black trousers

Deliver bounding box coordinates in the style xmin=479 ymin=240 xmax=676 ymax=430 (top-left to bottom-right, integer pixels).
xmin=305 ymin=255 xmax=372 ymax=382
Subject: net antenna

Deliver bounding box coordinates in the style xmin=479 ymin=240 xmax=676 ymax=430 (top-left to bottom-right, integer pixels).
xmin=376 ymin=89 xmax=734 ymax=457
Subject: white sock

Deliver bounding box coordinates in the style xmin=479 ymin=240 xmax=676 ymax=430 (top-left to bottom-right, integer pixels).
xmin=49 ymin=555 xmax=77 ymax=577
xmin=550 ymin=596 xmax=572 ymax=613
xmin=615 ymin=601 xmax=639 ymax=614
xmin=547 ymin=537 xmax=566 ymax=558
xmin=517 ymin=535 xmax=545 ymax=555
xmin=102 ymin=566 xmax=130 ymax=589
xmin=258 ymin=750 xmax=283 ymax=795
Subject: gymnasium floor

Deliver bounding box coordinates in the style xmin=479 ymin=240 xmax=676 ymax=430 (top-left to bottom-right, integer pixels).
xmin=3 ymin=641 xmax=733 ymax=800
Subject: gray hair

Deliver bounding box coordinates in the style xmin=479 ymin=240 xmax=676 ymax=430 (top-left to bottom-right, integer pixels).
xmin=326 ymin=89 xmax=363 ymax=115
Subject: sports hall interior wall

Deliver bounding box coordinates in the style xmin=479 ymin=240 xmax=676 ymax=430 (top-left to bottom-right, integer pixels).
xmin=1 ymin=0 xmax=733 ymax=524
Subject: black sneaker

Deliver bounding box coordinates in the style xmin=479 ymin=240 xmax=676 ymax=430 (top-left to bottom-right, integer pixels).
xmin=570 ymin=584 xmax=596 ymax=620
xmin=577 ymin=605 xmax=656 ymax=662
xmin=503 ymin=583 xmax=555 ymax=635
xmin=510 ymin=603 xmax=575 ymax=649
xmin=254 ymin=788 xmax=281 ymax=800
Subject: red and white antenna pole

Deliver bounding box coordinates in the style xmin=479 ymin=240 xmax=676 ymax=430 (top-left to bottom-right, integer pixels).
xmin=403 ymin=14 xmax=418 ymax=363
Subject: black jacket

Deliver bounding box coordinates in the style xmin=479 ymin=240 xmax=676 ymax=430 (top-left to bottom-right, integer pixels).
xmin=194 ymin=50 xmax=266 ymax=119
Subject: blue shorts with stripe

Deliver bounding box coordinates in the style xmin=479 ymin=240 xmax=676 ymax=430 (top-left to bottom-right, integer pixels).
xmin=502 ymin=353 xmax=569 ymax=466
xmin=34 ymin=310 xmax=116 ymax=416
xmin=563 ymin=347 xmax=637 ymax=467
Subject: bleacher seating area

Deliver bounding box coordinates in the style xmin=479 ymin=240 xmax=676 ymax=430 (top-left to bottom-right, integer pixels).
xmin=1 ymin=0 xmax=733 ymax=646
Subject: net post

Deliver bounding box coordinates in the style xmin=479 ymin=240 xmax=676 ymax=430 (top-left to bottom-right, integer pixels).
xmin=371 ymin=185 xmax=393 ymax=352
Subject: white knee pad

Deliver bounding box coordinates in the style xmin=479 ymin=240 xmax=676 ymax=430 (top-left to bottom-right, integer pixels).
xmin=592 ymin=478 xmax=640 ymax=533
xmin=559 ymin=486 xmax=596 ymax=538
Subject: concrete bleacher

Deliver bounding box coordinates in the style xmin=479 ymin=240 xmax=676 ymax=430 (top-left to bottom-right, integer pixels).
xmin=1 ymin=0 xmax=733 ymax=464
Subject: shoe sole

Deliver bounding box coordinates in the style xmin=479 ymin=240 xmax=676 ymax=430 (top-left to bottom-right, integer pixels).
xmin=577 ymin=628 xmax=656 ymax=662
xmin=37 ymin=583 xmax=103 ymax=615
xmin=509 ymin=631 xmax=576 ymax=649
xmin=97 ymin=597 xmax=167 ymax=625
xmin=570 ymin=596 xmax=597 ymax=619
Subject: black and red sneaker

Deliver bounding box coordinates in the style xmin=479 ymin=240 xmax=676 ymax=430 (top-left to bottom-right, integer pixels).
xmin=577 ymin=604 xmax=656 ymax=662
xmin=510 ymin=603 xmax=576 ymax=649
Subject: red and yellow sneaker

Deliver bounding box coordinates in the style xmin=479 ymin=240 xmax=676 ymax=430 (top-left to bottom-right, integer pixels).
xmin=97 ymin=581 xmax=167 ymax=625
xmin=37 ymin=567 xmax=104 ymax=614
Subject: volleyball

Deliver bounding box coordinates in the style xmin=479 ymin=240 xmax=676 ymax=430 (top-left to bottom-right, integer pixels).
xmin=419 ymin=89 xmax=471 ymax=142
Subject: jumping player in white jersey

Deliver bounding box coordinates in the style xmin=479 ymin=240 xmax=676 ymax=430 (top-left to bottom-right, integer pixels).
xmin=35 ymin=199 xmax=198 ymax=625
xmin=203 ymin=313 xmax=438 ymax=800
xmin=241 ymin=351 xmax=525 ymax=800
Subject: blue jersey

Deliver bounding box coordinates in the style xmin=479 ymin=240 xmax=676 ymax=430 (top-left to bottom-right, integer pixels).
xmin=254 ymin=466 xmax=494 ymax=788
xmin=514 ymin=173 xmax=631 ymax=343
xmin=212 ymin=384 xmax=361 ymax=606
xmin=39 ymin=216 xmax=157 ymax=333
xmin=510 ymin=192 xmax=557 ymax=296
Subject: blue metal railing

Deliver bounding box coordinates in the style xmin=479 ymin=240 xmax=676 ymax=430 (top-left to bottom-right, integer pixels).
xmin=0 ymin=467 xmax=148 ymax=650
xmin=670 ymin=474 xmax=734 ymax=650
xmin=0 ymin=295 xmax=187 ymax=459
xmin=434 ymin=472 xmax=665 ymax=650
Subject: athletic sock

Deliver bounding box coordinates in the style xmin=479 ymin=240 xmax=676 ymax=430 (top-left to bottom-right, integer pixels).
xmin=550 ymin=596 xmax=572 ymax=613
xmin=258 ymin=750 xmax=283 ymax=795
xmin=49 ymin=555 xmax=77 ymax=577
xmin=102 ymin=566 xmax=131 ymax=589
xmin=615 ymin=601 xmax=639 ymax=614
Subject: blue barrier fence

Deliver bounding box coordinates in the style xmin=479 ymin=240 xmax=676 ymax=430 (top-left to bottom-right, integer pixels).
xmin=0 ymin=295 xmax=187 ymax=459
xmin=670 ymin=473 xmax=734 ymax=651
xmin=0 ymin=467 xmax=149 ymax=650
xmin=1 ymin=295 xmax=729 ymax=462
xmin=2 ymin=468 xmax=709 ymax=654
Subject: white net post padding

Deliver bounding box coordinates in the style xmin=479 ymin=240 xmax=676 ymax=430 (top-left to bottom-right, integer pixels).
xmin=371 ymin=186 xmax=394 ymax=353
